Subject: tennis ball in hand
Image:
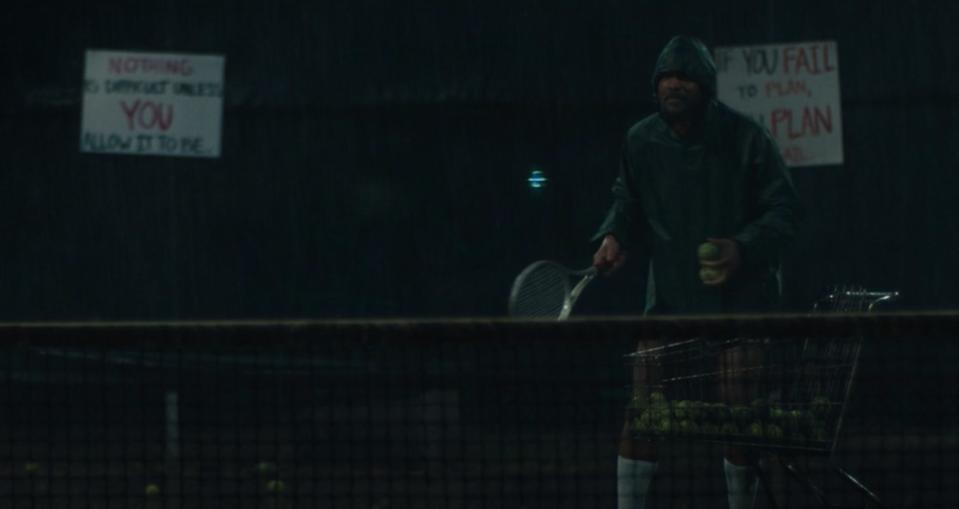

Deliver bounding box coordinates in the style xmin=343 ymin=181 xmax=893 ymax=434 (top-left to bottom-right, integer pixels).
xmin=699 ymin=267 xmax=722 ymax=283
xmin=697 ymin=242 xmax=722 ymax=261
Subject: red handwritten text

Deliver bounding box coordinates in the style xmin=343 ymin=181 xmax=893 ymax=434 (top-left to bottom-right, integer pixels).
xmin=120 ymin=100 xmax=174 ymax=132
xmin=738 ymin=43 xmax=837 ymax=76
xmin=782 ymin=45 xmax=835 ymax=75
xmin=765 ymin=80 xmax=811 ymax=98
xmin=108 ymin=57 xmax=194 ymax=77
xmin=770 ymin=105 xmax=833 ymax=140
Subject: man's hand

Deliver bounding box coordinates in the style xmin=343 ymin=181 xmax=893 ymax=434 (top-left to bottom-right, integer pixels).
xmin=593 ymin=235 xmax=627 ymax=275
xmin=698 ymin=238 xmax=742 ymax=286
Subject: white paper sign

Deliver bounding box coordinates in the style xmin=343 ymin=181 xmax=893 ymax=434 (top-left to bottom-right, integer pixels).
xmin=80 ymin=49 xmax=225 ymax=158
xmin=715 ymin=41 xmax=843 ymax=167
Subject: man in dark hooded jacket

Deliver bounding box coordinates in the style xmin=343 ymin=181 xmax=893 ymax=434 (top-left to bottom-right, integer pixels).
xmin=594 ymin=36 xmax=801 ymax=509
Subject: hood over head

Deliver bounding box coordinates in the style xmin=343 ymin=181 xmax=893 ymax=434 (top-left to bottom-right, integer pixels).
xmin=651 ymin=36 xmax=718 ymax=99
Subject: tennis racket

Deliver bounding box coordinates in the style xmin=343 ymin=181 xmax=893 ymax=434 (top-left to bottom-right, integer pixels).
xmin=508 ymin=261 xmax=598 ymax=320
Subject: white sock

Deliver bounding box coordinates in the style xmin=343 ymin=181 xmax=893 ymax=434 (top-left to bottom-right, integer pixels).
xmin=724 ymin=458 xmax=760 ymax=509
xmin=617 ymin=456 xmax=657 ymax=509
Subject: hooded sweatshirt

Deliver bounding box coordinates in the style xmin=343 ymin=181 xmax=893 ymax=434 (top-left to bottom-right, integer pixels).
xmin=594 ymin=36 xmax=802 ymax=314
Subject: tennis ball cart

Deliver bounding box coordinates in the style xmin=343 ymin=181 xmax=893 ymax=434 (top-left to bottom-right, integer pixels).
xmin=625 ymin=288 xmax=899 ymax=508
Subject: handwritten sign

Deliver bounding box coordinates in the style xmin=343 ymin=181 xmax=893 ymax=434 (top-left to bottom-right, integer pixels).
xmin=80 ymin=50 xmax=225 ymax=158
xmin=715 ymin=41 xmax=843 ymax=167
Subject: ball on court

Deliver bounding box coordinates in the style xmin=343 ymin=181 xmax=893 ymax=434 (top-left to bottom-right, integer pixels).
xmin=145 ymin=484 xmax=160 ymax=496
xmin=697 ymin=242 xmax=721 ymax=261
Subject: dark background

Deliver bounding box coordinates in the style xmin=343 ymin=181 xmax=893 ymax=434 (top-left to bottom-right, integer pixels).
xmin=2 ymin=1 xmax=957 ymax=320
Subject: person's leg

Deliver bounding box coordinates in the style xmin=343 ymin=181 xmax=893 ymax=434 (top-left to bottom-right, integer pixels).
xmin=618 ymin=339 xmax=662 ymax=509
xmin=719 ymin=342 xmax=765 ymax=509
xmin=723 ymin=457 xmax=761 ymax=509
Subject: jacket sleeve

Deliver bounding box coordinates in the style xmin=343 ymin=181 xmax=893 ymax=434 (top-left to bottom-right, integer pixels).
xmin=732 ymin=129 xmax=803 ymax=268
xmin=591 ymin=143 xmax=646 ymax=250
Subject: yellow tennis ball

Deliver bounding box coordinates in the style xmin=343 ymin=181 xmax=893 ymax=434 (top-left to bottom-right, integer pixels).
xmin=699 ymin=267 xmax=721 ymax=283
xmin=256 ymin=461 xmax=277 ymax=474
xmin=266 ymin=480 xmax=286 ymax=494
xmin=810 ymin=396 xmax=831 ymax=418
xmin=765 ymin=424 xmax=784 ymax=440
xmin=697 ymin=242 xmax=721 ymax=261
xmin=649 ymin=391 xmax=667 ymax=406
xmin=720 ymin=422 xmax=740 ymax=437
xmin=145 ymin=483 xmax=160 ymax=496
xmin=677 ymin=419 xmax=699 ymax=435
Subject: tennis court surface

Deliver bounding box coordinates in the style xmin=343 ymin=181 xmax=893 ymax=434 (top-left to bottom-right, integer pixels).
xmin=0 ymin=313 xmax=955 ymax=508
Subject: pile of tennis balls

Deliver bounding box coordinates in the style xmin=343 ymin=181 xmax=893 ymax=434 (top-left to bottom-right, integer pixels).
xmin=629 ymin=392 xmax=832 ymax=443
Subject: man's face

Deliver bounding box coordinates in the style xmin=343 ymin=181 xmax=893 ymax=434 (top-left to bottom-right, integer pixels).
xmin=656 ymin=72 xmax=704 ymax=120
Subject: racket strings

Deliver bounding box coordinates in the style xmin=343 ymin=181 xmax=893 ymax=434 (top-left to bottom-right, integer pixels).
xmin=510 ymin=265 xmax=570 ymax=317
